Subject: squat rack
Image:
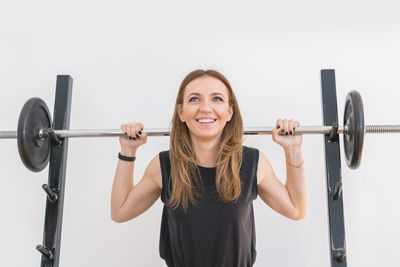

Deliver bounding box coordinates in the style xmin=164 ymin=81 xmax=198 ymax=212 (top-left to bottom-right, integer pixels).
xmin=19 ymin=70 xmax=348 ymax=266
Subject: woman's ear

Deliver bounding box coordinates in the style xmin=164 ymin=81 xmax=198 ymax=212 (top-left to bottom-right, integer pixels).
xmin=228 ymin=106 xmax=233 ymax=121
xmin=178 ymin=104 xmax=185 ymax=123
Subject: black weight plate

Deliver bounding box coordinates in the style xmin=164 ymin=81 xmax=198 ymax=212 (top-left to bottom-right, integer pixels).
xmin=343 ymin=90 xmax=365 ymax=169
xmin=17 ymin=98 xmax=52 ymax=172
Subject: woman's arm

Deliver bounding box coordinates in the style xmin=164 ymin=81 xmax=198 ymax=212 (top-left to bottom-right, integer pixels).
xmin=284 ymin=147 xmax=306 ymax=220
xmin=257 ymin=151 xmax=299 ymax=220
xmin=257 ymin=118 xmax=306 ymax=220
xmin=110 ymin=122 xmax=162 ymax=223
xmin=111 ymin=152 xmax=162 ymax=223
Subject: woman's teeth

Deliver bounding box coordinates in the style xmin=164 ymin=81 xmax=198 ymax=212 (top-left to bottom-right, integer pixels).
xmin=197 ymin=119 xmax=216 ymax=123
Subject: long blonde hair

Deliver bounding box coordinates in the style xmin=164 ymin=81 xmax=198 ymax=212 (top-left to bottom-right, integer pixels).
xmin=168 ymin=69 xmax=244 ymax=212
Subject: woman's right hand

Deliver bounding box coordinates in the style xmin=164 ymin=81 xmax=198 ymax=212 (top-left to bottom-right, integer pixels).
xmin=119 ymin=122 xmax=148 ymax=151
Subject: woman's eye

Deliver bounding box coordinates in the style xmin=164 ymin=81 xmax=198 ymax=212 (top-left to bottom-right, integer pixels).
xmin=188 ymin=96 xmax=223 ymax=102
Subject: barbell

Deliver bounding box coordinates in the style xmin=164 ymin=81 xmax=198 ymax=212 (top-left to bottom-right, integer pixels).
xmin=0 ymin=90 xmax=399 ymax=172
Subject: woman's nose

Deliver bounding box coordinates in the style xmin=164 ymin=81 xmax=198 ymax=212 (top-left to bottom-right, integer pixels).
xmin=199 ymin=101 xmax=213 ymax=111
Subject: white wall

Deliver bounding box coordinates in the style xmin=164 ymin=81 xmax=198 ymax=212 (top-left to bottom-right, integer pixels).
xmin=1 ymin=0 xmax=399 ymax=266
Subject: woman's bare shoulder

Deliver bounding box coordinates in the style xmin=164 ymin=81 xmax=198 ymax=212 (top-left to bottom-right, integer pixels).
xmin=144 ymin=154 xmax=162 ymax=189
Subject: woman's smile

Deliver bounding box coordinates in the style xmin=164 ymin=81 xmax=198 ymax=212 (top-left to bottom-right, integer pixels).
xmin=195 ymin=117 xmax=217 ymax=127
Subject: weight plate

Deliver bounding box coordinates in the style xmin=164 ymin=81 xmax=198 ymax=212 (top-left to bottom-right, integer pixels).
xmin=343 ymin=90 xmax=365 ymax=169
xmin=17 ymin=98 xmax=52 ymax=172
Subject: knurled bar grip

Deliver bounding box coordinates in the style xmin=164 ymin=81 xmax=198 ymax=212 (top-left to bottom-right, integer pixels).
xmin=0 ymin=131 xmax=18 ymax=138
xmin=365 ymin=125 xmax=400 ymax=133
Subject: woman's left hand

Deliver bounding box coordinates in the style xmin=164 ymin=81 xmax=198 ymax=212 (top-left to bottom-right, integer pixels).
xmin=272 ymin=119 xmax=303 ymax=150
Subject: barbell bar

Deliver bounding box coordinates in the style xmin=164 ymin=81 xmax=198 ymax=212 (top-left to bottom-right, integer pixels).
xmin=2 ymin=124 xmax=400 ymax=139
xmin=1 ymin=126 xmax=347 ymax=139
xmin=2 ymin=125 xmax=400 ymax=138
xmin=0 ymin=90 xmax=399 ymax=172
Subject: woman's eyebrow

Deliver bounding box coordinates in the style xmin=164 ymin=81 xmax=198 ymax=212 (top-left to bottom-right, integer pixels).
xmin=187 ymin=92 xmax=226 ymax=98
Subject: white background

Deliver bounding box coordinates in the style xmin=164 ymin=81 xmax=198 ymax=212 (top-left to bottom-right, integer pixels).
xmin=0 ymin=0 xmax=399 ymax=266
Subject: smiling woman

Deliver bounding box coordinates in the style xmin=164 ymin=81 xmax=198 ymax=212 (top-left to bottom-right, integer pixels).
xmin=111 ymin=69 xmax=306 ymax=267
xmin=171 ymin=70 xmax=242 ymax=211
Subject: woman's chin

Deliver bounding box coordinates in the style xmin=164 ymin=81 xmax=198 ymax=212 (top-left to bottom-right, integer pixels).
xmin=190 ymin=130 xmax=222 ymax=141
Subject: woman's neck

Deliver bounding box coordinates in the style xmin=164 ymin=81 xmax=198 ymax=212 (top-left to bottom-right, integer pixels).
xmin=190 ymin=136 xmax=219 ymax=168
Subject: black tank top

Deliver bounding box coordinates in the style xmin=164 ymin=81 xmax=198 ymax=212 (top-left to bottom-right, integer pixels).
xmin=158 ymin=146 xmax=259 ymax=267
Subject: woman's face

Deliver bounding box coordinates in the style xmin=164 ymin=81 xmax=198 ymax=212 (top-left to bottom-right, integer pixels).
xmin=178 ymin=76 xmax=233 ymax=142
